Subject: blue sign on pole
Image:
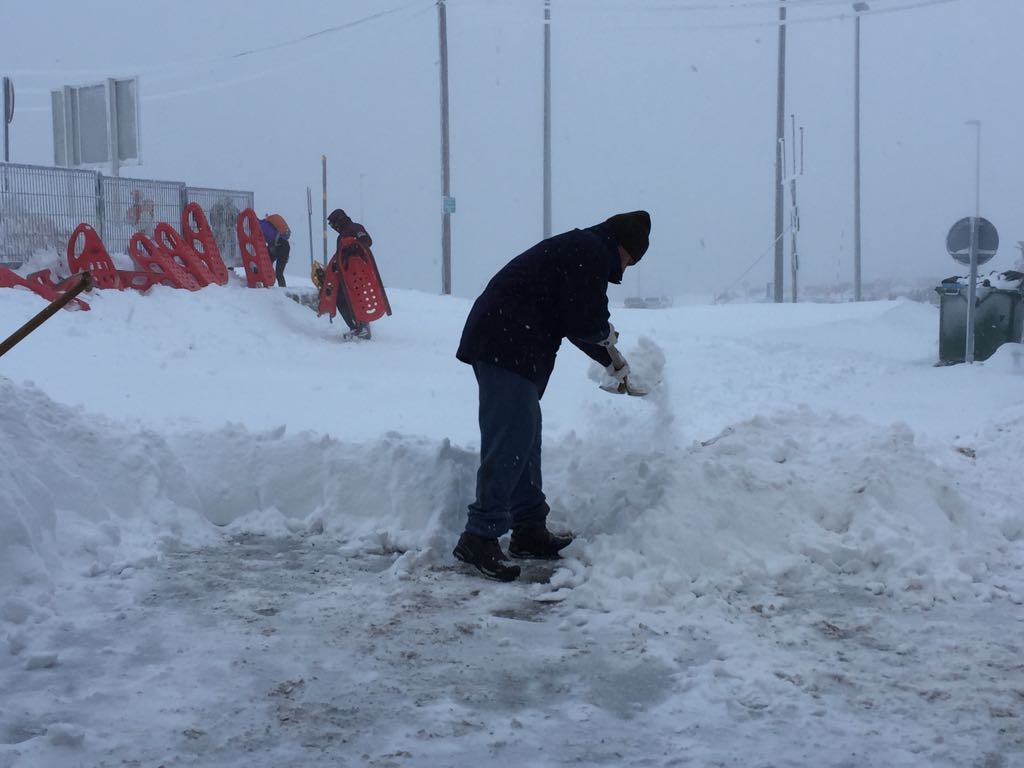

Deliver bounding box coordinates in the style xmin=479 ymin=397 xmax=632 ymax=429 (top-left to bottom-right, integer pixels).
xmin=946 ymin=216 xmax=998 ymax=266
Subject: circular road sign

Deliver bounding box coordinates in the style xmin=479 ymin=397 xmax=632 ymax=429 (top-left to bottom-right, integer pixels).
xmin=946 ymin=217 xmax=998 ymax=266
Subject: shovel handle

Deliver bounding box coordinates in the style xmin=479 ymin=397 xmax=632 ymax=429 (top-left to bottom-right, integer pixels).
xmin=607 ymin=343 xmax=628 ymax=372
xmin=0 ymin=272 xmax=93 ymax=359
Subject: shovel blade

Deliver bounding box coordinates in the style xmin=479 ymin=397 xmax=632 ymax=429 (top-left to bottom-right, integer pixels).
xmin=599 ymin=379 xmax=649 ymax=397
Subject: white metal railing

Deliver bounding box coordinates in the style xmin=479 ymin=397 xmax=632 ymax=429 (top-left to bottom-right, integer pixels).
xmin=0 ymin=162 xmax=252 ymax=269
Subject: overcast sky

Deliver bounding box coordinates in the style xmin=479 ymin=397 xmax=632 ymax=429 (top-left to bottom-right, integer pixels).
xmin=4 ymin=0 xmax=1022 ymax=299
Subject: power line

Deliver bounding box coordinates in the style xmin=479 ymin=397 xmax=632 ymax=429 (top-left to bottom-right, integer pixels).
xmin=3 ymin=1 xmax=431 ymax=80
xmin=499 ymin=0 xmax=965 ymax=27
xmin=229 ymin=1 xmax=430 ymax=60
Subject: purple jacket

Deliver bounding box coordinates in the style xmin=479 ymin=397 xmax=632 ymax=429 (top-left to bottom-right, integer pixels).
xmin=259 ymin=218 xmax=279 ymax=246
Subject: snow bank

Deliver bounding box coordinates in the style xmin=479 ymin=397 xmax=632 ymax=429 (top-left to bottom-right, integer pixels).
xmin=4 ymin=368 xmax=1017 ymax=659
xmin=3 ymin=286 xmax=1022 ymax=664
xmin=552 ymin=408 xmax=1016 ymax=613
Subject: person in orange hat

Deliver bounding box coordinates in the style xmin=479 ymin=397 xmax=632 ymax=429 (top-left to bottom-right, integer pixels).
xmin=259 ymin=213 xmax=291 ymax=287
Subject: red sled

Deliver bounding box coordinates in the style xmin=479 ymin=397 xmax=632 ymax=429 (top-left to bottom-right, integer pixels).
xmin=181 ymin=202 xmax=229 ymax=285
xmin=67 ymin=223 xmax=123 ymax=290
xmin=236 ymin=208 xmax=275 ymax=288
xmin=155 ymin=222 xmax=214 ymax=288
xmin=0 ymin=266 xmax=90 ymax=311
xmin=67 ymin=222 xmax=160 ymax=292
xmin=316 ymin=237 xmax=392 ymax=323
xmin=129 ymin=233 xmax=201 ymax=291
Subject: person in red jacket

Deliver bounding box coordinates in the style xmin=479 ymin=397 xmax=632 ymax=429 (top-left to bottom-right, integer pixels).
xmin=327 ymin=208 xmax=374 ymax=340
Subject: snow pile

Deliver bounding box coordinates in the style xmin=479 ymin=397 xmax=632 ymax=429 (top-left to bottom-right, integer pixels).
xmin=2 ymin=284 xmax=1024 ymax=766
xmin=3 ymin=288 xmax=1022 ymax=630
xmin=554 ymin=409 xmax=1015 ymax=611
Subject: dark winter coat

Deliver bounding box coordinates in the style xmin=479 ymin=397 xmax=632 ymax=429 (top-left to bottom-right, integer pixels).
xmin=332 ymin=220 xmax=373 ymax=249
xmin=456 ymin=222 xmax=621 ymax=397
xmin=329 ymin=220 xmax=374 ymax=329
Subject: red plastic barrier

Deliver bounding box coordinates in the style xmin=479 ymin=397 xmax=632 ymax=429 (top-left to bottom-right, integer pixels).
xmin=317 ymin=237 xmax=391 ymax=323
xmin=316 ymin=257 xmax=342 ymax=320
xmin=341 ymin=239 xmax=391 ymax=323
xmin=0 ymin=266 xmax=90 ymax=310
xmin=236 ymin=208 xmax=275 ymax=288
xmin=181 ymin=202 xmax=229 ymax=285
xmin=154 ymin=222 xmax=214 ymax=287
xmin=67 ymin=224 xmax=122 ymax=289
xmin=129 ymin=233 xmax=200 ymax=291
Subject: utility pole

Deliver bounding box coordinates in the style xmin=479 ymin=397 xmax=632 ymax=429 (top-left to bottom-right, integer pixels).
xmin=438 ymin=0 xmax=453 ymax=295
xmin=542 ymin=0 xmax=552 ymax=239
xmin=787 ymin=115 xmax=803 ymax=303
xmin=773 ymin=0 xmax=786 ymax=303
xmin=853 ymin=1 xmax=868 ymax=301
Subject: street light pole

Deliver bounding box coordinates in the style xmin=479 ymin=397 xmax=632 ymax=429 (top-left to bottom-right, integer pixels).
xmin=543 ymin=0 xmax=552 ymax=239
xmin=853 ymin=1 xmax=868 ymax=302
xmin=773 ymin=0 xmax=787 ymax=304
xmin=438 ymin=0 xmax=452 ymax=295
xmin=966 ymin=119 xmax=981 ymax=218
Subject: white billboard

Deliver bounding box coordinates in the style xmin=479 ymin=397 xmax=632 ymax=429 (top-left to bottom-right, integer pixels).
xmin=52 ymin=77 xmax=140 ymax=174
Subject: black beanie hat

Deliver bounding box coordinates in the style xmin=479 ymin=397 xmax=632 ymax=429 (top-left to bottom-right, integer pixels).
xmin=605 ymin=210 xmax=651 ymax=262
xmin=327 ymin=208 xmax=351 ymax=230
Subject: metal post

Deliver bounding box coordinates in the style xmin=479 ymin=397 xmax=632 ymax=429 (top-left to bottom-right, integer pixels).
xmin=965 ymin=216 xmax=979 ymax=364
xmin=438 ymin=0 xmax=452 ymax=295
xmin=95 ymin=171 xmax=105 ymax=242
xmin=321 ymin=155 xmax=328 ymax=263
xmin=968 ymin=120 xmax=981 ymax=218
xmin=543 ymin=0 xmax=552 ymax=239
xmin=107 ymin=79 xmax=120 ymax=178
xmin=965 ymin=120 xmax=981 ymax=364
xmin=306 ymin=186 xmax=314 ymax=269
xmin=789 ymin=114 xmax=799 ymax=303
xmin=773 ymin=0 xmax=786 ymax=303
xmin=853 ymin=3 xmax=867 ymax=301
xmin=2 ymin=76 xmax=11 ymax=163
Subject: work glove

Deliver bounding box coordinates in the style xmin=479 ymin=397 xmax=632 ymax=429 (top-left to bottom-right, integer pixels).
xmin=605 ymin=358 xmax=630 ymax=382
xmin=341 ymin=243 xmax=363 ymax=265
xmin=598 ymin=323 xmax=619 ymax=348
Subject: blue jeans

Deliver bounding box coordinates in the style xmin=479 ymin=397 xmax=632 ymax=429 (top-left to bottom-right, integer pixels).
xmin=465 ymin=361 xmax=549 ymax=538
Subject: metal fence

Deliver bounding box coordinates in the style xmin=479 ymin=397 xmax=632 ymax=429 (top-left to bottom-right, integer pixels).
xmin=0 ymin=162 xmax=253 ymax=270
xmin=185 ymin=186 xmax=252 ymax=268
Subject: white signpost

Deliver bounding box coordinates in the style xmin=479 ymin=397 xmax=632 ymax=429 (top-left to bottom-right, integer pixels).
xmin=51 ymin=77 xmax=141 ymax=176
xmin=946 ymin=216 xmax=999 ymax=364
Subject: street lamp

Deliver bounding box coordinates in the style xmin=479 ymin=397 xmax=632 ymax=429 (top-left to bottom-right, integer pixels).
xmin=966 ymin=119 xmax=981 ymax=218
xmin=853 ymin=1 xmax=868 ymax=301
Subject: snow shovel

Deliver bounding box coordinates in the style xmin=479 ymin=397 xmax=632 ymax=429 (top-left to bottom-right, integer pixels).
xmin=599 ymin=344 xmax=650 ymax=397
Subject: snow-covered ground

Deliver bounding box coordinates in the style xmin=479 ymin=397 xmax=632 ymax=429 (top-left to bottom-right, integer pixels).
xmin=2 ymin=278 xmax=1023 ymax=767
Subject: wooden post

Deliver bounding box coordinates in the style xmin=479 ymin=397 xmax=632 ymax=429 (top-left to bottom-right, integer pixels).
xmin=0 ymin=272 xmax=93 ymax=359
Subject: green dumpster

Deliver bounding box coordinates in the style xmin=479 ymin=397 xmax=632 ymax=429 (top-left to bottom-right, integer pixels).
xmin=936 ymin=274 xmax=1024 ymax=363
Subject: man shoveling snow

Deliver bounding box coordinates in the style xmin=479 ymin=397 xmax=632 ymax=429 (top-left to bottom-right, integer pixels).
xmin=453 ymin=210 xmax=652 ymax=581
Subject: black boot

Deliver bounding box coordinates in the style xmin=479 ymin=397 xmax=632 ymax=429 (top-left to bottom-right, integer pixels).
xmin=341 ymin=324 xmax=371 ymax=342
xmin=453 ymin=532 xmax=521 ymax=582
xmin=508 ymin=524 xmax=573 ymax=560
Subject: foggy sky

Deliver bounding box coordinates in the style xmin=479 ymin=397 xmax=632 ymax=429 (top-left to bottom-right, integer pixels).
xmin=4 ymin=0 xmax=1022 ymax=300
